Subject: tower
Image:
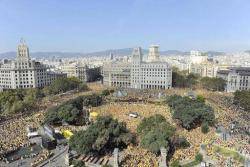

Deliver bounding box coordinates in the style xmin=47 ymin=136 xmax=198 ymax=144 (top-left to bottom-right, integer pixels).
xmin=131 ymin=47 xmax=143 ymax=64
xmin=110 ymin=52 xmax=114 ymax=60
xmin=131 ymin=47 xmax=143 ymax=89
xmin=17 ymin=38 xmax=30 ymax=61
xmin=148 ymin=45 xmax=160 ymax=62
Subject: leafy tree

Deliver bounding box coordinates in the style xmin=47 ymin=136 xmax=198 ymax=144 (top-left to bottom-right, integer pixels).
xmin=172 ymin=68 xmax=199 ymax=88
xmin=44 ymin=94 xmax=102 ymax=125
xmin=69 ymin=116 xmax=134 ymax=155
xmin=166 ymin=95 xmax=215 ymax=130
xmin=137 ymin=114 xmax=175 ymax=155
xmin=201 ymin=122 xmax=209 ymax=134
xmin=200 ymin=77 xmax=226 ymax=91
xmin=45 ymin=77 xmax=88 ymax=95
xmin=234 ymin=90 xmax=250 ymax=111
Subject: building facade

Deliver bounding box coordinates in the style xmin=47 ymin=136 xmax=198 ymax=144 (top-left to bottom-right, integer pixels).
xmin=102 ymin=46 xmax=172 ymax=90
xmin=217 ymin=67 xmax=250 ymax=92
xmin=60 ymin=63 xmax=88 ymax=82
xmin=189 ymin=62 xmax=219 ymax=78
xmin=0 ymin=40 xmax=66 ymax=89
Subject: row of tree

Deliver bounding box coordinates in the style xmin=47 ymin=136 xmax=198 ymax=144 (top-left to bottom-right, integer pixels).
xmin=166 ymin=95 xmax=215 ymax=130
xmin=172 ymin=68 xmax=198 ymax=88
xmin=69 ymin=113 xmax=191 ymax=160
xmin=172 ymin=68 xmax=226 ymax=91
xmin=0 ymin=88 xmax=44 ymax=115
xmin=44 ymin=77 xmax=88 ymax=95
xmin=0 ymin=77 xmax=88 ymax=116
xmin=44 ymin=94 xmax=102 ymax=125
xmin=200 ymin=77 xmax=226 ymax=91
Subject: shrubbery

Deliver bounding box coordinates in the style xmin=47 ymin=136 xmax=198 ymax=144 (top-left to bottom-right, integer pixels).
xmin=137 ymin=114 xmax=175 ymax=154
xmin=69 ymin=116 xmax=134 ymax=155
xmin=166 ymin=95 xmax=215 ymax=130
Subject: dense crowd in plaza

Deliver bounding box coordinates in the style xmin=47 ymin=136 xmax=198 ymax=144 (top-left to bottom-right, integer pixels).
xmin=0 ymin=112 xmax=44 ymax=156
xmin=121 ymin=146 xmax=158 ymax=167
xmin=0 ymin=86 xmax=249 ymax=166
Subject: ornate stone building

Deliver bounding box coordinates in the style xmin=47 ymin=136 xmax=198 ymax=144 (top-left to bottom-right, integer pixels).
xmin=0 ymin=40 xmax=66 ymax=89
xmin=102 ymin=46 xmax=172 ymax=90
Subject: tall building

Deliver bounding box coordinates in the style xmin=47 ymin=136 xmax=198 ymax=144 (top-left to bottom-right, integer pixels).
xmin=102 ymin=46 xmax=172 ymax=90
xmin=148 ymin=45 xmax=160 ymax=62
xmin=0 ymin=40 xmax=66 ymax=89
xmin=217 ymin=67 xmax=250 ymax=92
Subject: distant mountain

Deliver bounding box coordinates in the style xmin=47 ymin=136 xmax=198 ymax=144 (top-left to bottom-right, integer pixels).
xmin=0 ymin=48 xmax=225 ymax=59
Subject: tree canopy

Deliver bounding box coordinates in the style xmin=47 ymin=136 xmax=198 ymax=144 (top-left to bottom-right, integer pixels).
xmin=44 ymin=94 xmax=102 ymax=125
xmin=166 ymin=95 xmax=215 ymax=130
xmin=0 ymin=88 xmax=44 ymax=115
xmin=45 ymin=77 xmax=88 ymax=95
xmin=172 ymin=68 xmax=199 ymax=88
xmin=137 ymin=114 xmax=175 ymax=155
xmin=200 ymin=77 xmax=226 ymax=91
xmin=69 ymin=116 xmax=134 ymax=155
xmin=234 ymin=90 xmax=250 ymax=112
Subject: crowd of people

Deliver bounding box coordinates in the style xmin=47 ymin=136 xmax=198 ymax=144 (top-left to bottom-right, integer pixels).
xmin=120 ymin=146 xmax=158 ymax=167
xmin=93 ymin=101 xmax=174 ymax=133
xmin=31 ymin=149 xmax=52 ymax=167
xmin=0 ymin=112 xmax=45 ymax=156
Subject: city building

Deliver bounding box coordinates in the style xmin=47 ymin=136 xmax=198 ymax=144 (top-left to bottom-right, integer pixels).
xmin=217 ymin=67 xmax=250 ymax=92
xmin=0 ymin=40 xmax=66 ymax=90
xmin=189 ymin=51 xmax=220 ymax=78
xmin=189 ymin=60 xmax=219 ymax=77
xmin=102 ymin=46 xmax=172 ymax=89
xmin=59 ymin=62 xmax=88 ymax=82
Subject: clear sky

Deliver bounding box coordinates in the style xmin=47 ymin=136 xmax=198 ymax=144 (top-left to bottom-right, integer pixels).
xmin=1 ymin=0 xmax=250 ymax=53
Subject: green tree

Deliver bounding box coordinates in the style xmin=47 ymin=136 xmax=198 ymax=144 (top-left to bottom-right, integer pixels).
xmin=166 ymin=95 xmax=215 ymax=130
xmin=137 ymin=114 xmax=175 ymax=155
xmin=201 ymin=122 xmax=209 ymax=134
xmin=200 ymin=77 xmax=226 ymax=91
xmin=234 ymin=90 xmax=250 ymax=111
xmin=69 ymin=116 xmax=134 ymax=155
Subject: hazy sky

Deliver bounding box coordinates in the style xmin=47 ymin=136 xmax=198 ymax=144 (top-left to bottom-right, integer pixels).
xmin=1 ymin=0 xmax=250 ymax=53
